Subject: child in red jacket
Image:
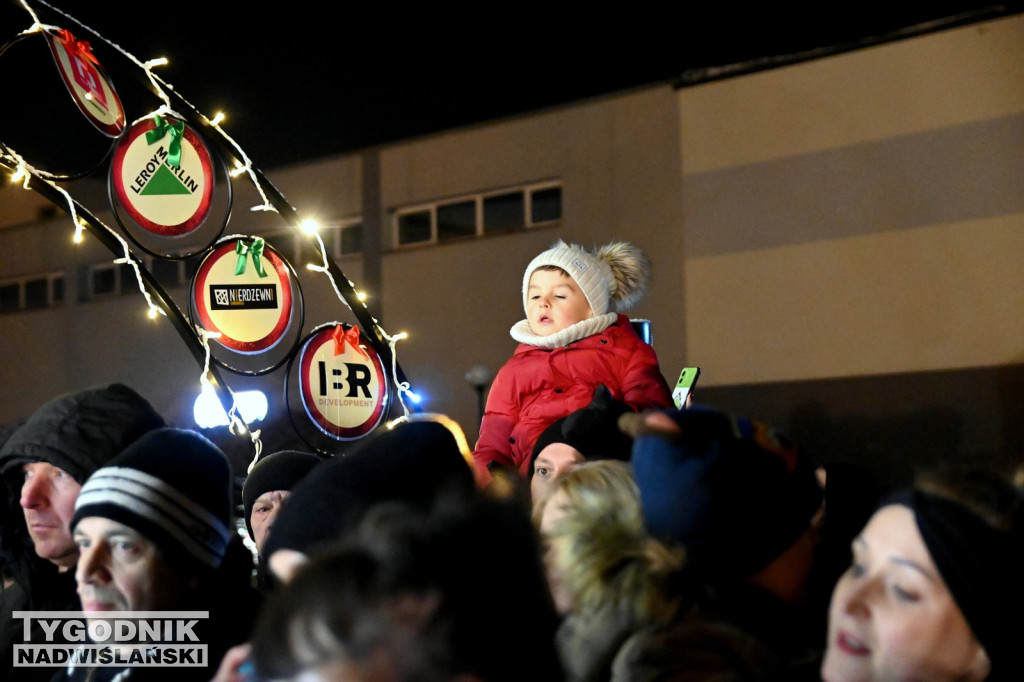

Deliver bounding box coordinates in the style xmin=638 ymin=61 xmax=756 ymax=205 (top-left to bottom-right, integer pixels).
xmin=472 ymin=239 xmax=672 ymax=484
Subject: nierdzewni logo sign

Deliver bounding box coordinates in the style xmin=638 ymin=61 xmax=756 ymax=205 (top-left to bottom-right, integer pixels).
xmin=192 ymin=238 xmax=295 ymax=354
xmin=210 ymin=284 xmax=278 ymax=310
xmin=13 ymin=611 xmax=208 ymax=667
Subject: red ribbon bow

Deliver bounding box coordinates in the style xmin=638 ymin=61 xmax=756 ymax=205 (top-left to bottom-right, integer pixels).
xmin=332 ymin=325 xmax=368 ymax=359
xmin=55 ymin=29 xmax=99 ymax=65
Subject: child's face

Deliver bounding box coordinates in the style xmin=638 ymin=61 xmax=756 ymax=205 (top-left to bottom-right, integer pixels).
xmin=526 ymin=269 xmax=593 ymax=336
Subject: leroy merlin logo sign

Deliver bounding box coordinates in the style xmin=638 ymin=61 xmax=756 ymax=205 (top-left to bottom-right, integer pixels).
xmin=111 ymin=118 xmax=214 ymax=237
xmin=128 ymin=145 xmax=200 ymax=196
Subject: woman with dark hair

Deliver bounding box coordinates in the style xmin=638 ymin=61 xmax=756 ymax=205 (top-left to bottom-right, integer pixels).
xmin=822 ymin=468 xmax=1024 ymax=682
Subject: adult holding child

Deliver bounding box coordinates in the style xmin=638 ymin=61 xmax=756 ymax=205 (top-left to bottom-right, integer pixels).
xmin=473 ymin=239 xmax=672 ymax=485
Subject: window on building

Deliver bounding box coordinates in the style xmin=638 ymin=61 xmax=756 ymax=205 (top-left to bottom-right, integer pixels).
xmin=397 ymin=211 xmax=432 ymax=246
xmin=91 ymin=265 xmax=117 ymax=296
xmin=318 ymin=219 xmax=363 ymax=259
xmin=0 ymin=283 xmax=19 ymax=313
xmin=483 ymin=192 xmax=524 ymax=234
xmin=394 ymin=180 xmax=561 ymax=248
xmin=24 ymin=278 xmax=48 ymax=309
xmin=530 ymin=185 xmax=562 ymax=223
xmin=437 ymin=201 xmax=476 ymax=241
xmin=150 ymin=259 xmax=185 ymax=289
xmin=89 ymin=263 xmax=138 ymax=297
xmin=337 ymin=223 xmax=364 ymax=256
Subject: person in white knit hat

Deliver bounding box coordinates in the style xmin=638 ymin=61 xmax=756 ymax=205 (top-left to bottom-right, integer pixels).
xmin=472 ymin=239 xmax=671 ymax=485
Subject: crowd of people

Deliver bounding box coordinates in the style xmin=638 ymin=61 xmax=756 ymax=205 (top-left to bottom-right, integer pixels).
xmin=0 ymin=238 xmax=1021 ymax=681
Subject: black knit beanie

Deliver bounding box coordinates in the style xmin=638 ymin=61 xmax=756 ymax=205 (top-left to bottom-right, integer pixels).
xmin=242 ymin=450 xmax=323 ymax=539
xmin=528 ymin=384 xmax=633 ymax=478
xmin=0 ymin=383 xmax=165 ymax=484
xmin=71 ymin=428 xmax=234 ymax=571
xmin=262 ymin=419 xmax=475 ymax=562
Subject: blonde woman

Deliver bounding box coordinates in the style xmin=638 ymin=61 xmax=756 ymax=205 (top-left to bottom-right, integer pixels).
xmin=537 ymin=460 xmax=777 ymax=681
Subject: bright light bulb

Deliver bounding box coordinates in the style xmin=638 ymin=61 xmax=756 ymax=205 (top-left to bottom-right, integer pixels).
xmin=299 ymin=218 xmax=321 ymax=235
xmin=210 ymin=112 xmax=225 ymax=126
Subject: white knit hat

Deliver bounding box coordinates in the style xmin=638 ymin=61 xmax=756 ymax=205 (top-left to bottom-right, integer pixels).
xmin=521 ymin=239 xmax=651 ymax=317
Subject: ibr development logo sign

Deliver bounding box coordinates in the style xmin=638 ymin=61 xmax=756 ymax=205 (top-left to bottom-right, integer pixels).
xmin=14 ymin=611 xmax=208 ymax=668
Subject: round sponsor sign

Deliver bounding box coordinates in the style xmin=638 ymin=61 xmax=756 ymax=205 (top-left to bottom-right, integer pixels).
xmin=298 ymin=324 xmax=390 ymax=441
xmin=192 ymin=238 xmax=295 ymax=354
xmin=45 ymin=29 xmax=125 ymax=137
xmin=111 ymin=116 xmax=215 ymax=237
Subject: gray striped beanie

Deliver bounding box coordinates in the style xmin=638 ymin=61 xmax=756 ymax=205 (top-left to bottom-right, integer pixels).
xmin=71 ymin=428 xmax=233 ymax=570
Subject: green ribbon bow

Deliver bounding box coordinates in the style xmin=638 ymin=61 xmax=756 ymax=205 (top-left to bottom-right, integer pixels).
xmin=235 ymin=238 xmax=268 ymax=278
xmin=145 ymin=115 xmax=185 ymax=168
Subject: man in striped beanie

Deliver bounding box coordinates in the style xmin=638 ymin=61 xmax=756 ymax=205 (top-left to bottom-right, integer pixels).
xmin=64 ymin=428 xmax=257 ymax=679
xmin=72 ymin=428 xmax=234 ymax=589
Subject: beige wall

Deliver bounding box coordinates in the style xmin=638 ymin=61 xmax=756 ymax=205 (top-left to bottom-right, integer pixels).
xmin=680 ymin=14 xmax=1024 ymax=386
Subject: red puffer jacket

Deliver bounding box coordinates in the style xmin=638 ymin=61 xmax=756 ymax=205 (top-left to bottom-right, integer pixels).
xmin=472 ymin=315 xmax=671 ymax=483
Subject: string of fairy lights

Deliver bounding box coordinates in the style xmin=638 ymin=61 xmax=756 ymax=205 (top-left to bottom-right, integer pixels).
xmin=1 ymin=0 xmax=421 ymax=460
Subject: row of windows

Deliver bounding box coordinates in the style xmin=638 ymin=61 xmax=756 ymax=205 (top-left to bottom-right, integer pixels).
xmin=0 ymin=273 xmax=64 ymax=313
xmin=1 ymin=260 xmax=194 ymax=314
xmin=92 ymin=260 xmax=196 ymax=297
xmin=394 ymin=181 xmax=562 ymax=247
xmin=0 ymin=223 xmax=363 ymax=314
xmin=264 ymin=221 xmax=364 ymax=270
xmin=1 ymin=183 xmax=561 ymax=313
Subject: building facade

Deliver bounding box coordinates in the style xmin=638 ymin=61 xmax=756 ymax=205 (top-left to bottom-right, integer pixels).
xmin=2 ymin=14 xmax=1022 ymax=486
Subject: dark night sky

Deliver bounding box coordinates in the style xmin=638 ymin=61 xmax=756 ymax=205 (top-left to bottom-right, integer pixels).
xmin=3 ymin=1 xmax=1021 ymax=170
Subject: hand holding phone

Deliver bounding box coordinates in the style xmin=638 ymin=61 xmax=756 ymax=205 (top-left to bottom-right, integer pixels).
xmin=672 ymin=367 xmax=701 ymax=410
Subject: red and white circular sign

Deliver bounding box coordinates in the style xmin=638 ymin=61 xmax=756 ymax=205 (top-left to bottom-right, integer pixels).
xmin=299 ymin=325 xmax=389 ymax=441
xmin=192 ymin=239 xmax=294 ymax=354
xmin=46 ymin=29 xmax=125 ymax=137
xmin=111 ymin=117 xmax=214 ymax=237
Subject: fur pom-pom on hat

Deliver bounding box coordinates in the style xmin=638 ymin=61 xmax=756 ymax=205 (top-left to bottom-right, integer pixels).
xmin=522 ymin=239 xmax=652 ymax=317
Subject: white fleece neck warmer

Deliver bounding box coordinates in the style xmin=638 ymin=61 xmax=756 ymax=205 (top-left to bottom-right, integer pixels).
xmin=509 ymin=313 xmax=618 ymax=348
